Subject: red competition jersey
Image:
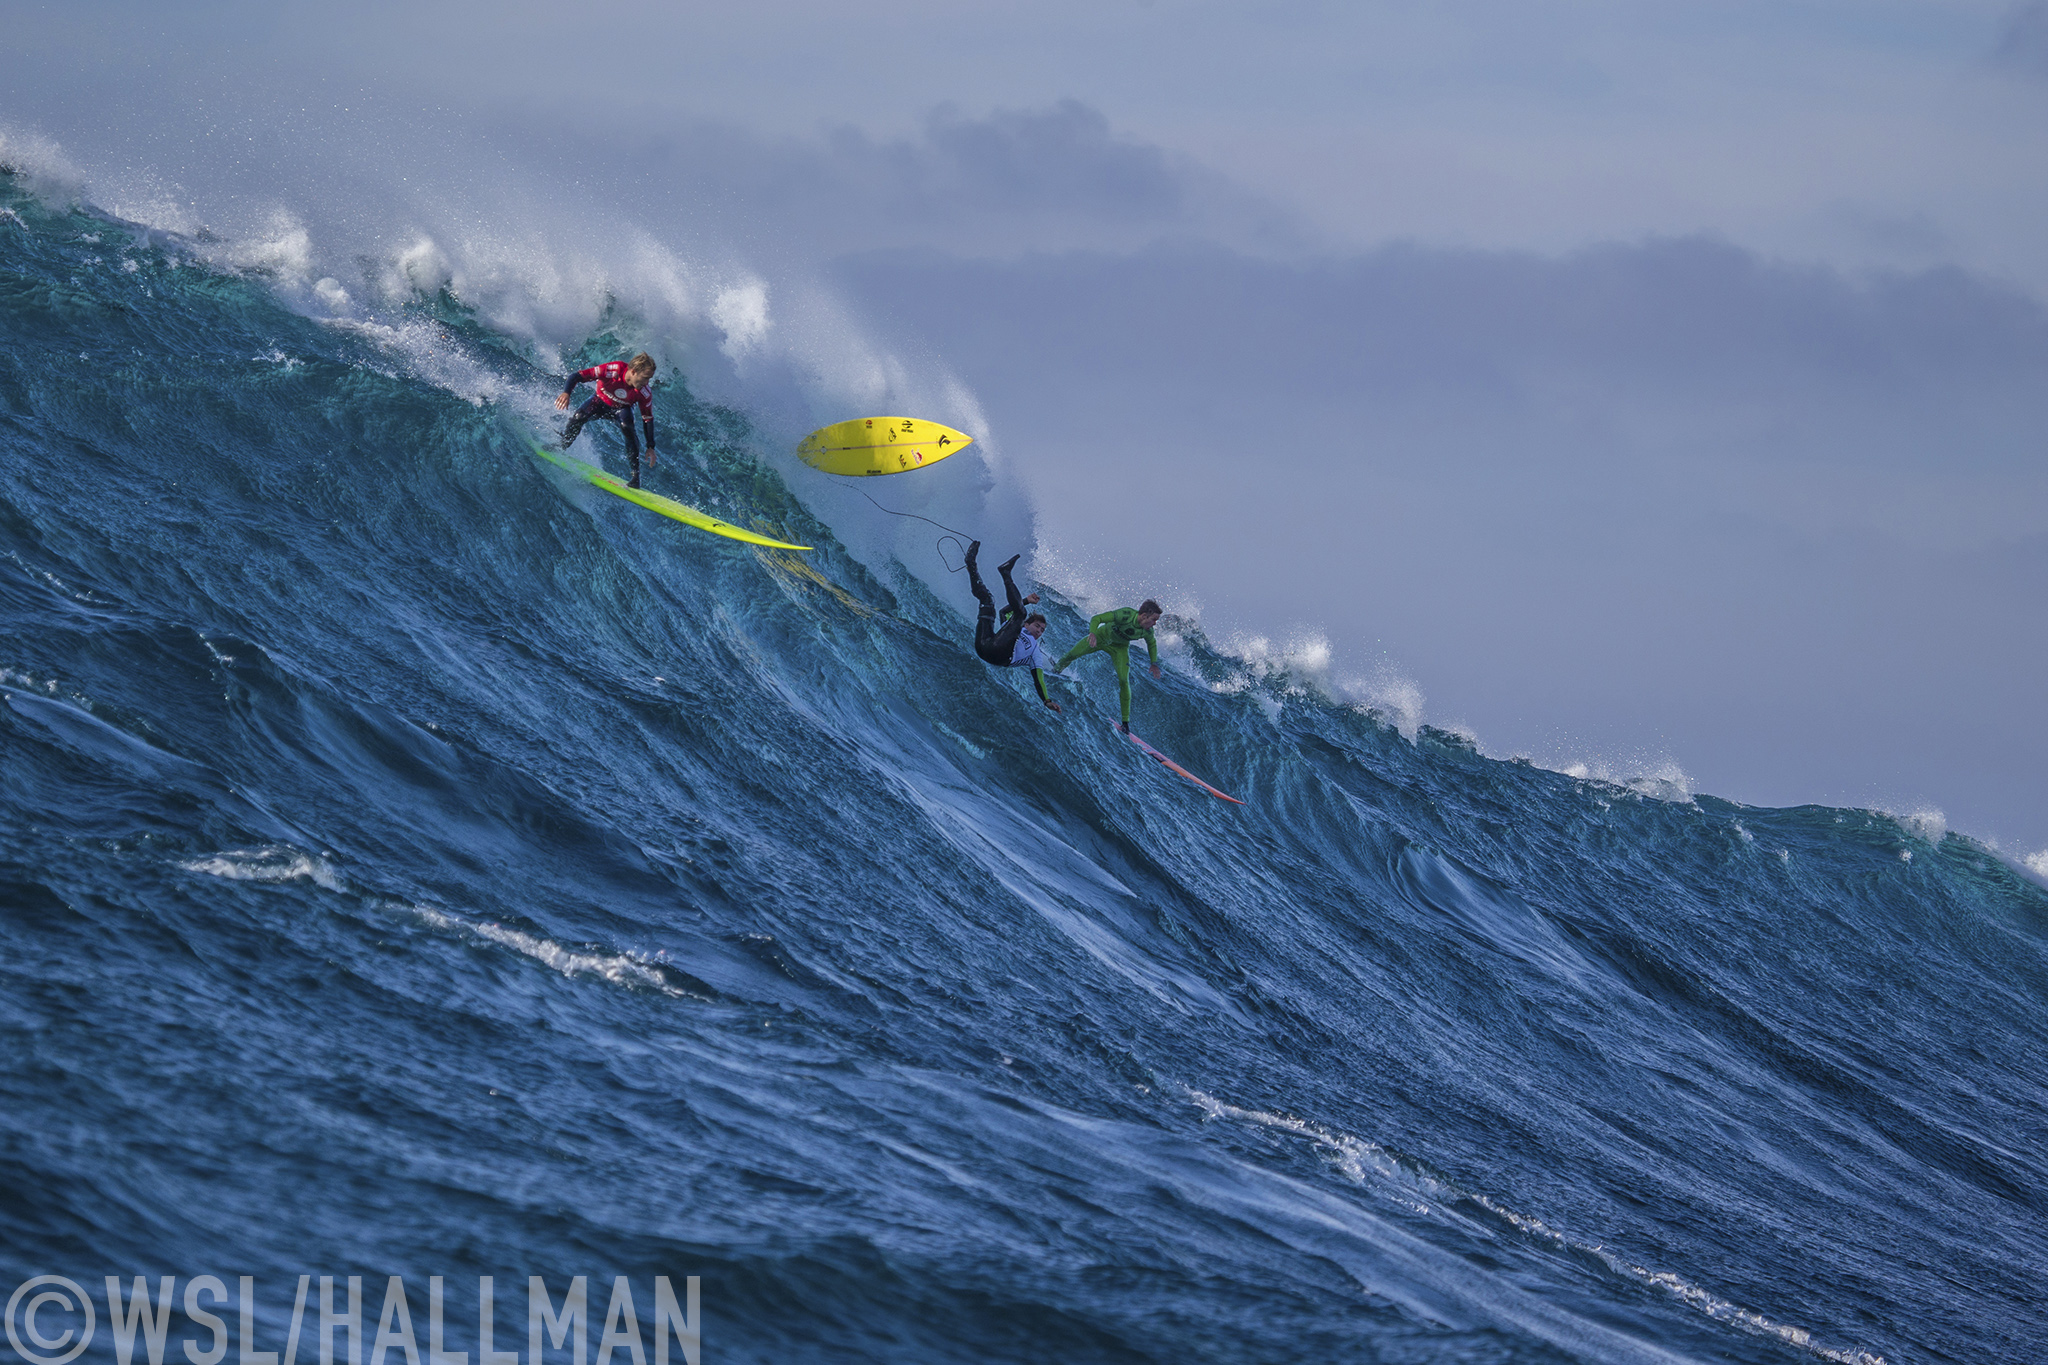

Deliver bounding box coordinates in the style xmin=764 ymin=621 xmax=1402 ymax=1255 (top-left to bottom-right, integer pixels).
xmin=568 ymin=362 xmax=654 ymax=420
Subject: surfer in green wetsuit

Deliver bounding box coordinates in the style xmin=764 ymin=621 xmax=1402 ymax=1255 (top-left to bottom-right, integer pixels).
xmin=1058 ymin=600 xmax=1163 ymax=731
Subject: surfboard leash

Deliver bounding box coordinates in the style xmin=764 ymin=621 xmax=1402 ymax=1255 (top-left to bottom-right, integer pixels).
xmin=859 ymin=490 xmax=977 ymax=573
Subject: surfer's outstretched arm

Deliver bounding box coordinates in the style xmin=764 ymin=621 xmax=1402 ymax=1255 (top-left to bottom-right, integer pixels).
xmin=1010 ymin=614 xmax=1061 ymax=712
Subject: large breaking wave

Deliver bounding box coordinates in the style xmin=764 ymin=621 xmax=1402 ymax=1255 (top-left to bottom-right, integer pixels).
xmin=3 ymin=163 xmax=2046 ymax=1365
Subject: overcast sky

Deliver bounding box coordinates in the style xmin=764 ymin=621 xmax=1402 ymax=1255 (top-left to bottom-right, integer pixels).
xmin=4 ymin=1 xmax=2045 ymax=852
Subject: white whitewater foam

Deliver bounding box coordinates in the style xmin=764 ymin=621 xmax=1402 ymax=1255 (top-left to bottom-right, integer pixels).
xmin=1186 ymin=1088 xmax=1886 ymax=1365
xmin=222 ymin=209 xmax=316 ymax=281
xmin=179 ymin=846 xmax=343 ymax=893
xmin=1346 ymin=668 xmax=1427 ymax=739
xmin=1229 ymin=631 xmax=1331 ymax=689
xmin=410 ymin=905 xmax=689 ymax=998
xmin=1889 ymin=807 xmax=1948 ymax=843
xmin=1542 ymin=752 xmax=1697 ymax=804
xmin=170 ymin=848 xmax=688 ymax=998
xmin=0 ymin=665 xmax=65 ymax=696
xmin=710 ymin=281 xmax=771 ymax=359
xmin=322 ymin=315 xmax=519 ymax=410
xmin=1203 ymin=630 xmax=1336 ymax=706
xmin=0 ymin=125 xmax=87 ymax=200
xmin=313 ymin=277 xmax=352 ymax=312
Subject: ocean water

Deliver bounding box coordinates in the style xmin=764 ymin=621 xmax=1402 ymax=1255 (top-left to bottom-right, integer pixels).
xmin=3 ymin=173 xmax=2046 ymax=1365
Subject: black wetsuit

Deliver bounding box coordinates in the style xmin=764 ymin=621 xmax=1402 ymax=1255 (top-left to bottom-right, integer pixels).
xmin=564 ymin=397 xmax=643 ymax=477
xmin=968 ymin=555 xmax=1053 ymax=705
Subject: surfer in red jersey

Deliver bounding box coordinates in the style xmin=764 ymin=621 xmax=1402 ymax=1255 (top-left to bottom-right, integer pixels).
xmin=556 ymin=352 xmax=658 ymax=488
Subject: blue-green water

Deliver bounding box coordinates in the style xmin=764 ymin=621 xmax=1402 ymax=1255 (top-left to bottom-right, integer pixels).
xmin=4 ymin=177 xmax=2045 ymax=1364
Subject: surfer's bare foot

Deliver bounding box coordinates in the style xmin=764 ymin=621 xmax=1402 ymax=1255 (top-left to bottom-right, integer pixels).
xmin=1023 ymin=592 xmax=1040 ymax=605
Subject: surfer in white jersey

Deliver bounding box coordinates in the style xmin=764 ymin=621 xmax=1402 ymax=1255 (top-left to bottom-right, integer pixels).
xmin=964 ymin=542 xmax=1061 ymax=712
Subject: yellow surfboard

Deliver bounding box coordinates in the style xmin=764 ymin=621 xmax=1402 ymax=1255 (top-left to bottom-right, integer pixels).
xmin=796 ymin=416 xmax=972 ymax=477
xmin=530 ymin=443 xmax=812 ymax=551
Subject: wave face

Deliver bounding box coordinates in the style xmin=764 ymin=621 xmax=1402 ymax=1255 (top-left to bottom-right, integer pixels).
xmin=4 ymin=176 xmax=2047 ymax=1365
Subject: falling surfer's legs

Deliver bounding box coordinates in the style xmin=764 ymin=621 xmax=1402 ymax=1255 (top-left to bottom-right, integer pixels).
xmin=996 ymin=557 xmax=1029 ymax=619
xmin=966 ymin=541 xmax=998 ymax=654
xmin=965 ymin=541 xmax=1024 ymax=667
xmin=970 ymin=586 xmax=1004 ymax=664
xmin=964 ymin=539 xmax=986 ymax=598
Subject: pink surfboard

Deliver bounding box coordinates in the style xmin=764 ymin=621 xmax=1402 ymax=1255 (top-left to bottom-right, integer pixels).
xmin=1115 ymin=725 xmax=1245 ymax=805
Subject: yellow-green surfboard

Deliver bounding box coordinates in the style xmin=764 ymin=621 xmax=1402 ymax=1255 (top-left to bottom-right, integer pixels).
xmin=796 ymin=416 xmax=972 ymax=477
xmin=530 ymin=443 xmax=811 ymax=551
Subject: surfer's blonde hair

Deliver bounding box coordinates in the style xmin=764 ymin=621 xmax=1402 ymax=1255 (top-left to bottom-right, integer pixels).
xmin=628 ymin=352 xmax=657 ymax=381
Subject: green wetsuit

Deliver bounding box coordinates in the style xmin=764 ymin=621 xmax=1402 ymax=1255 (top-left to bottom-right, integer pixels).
xmin=1057 ymin=608 xmax=1159 ymax=726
